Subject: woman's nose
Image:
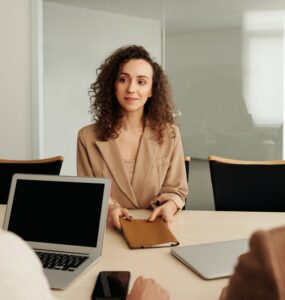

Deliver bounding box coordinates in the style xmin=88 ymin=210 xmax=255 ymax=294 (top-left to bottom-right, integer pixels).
xmin=127 ymin=80 xmax=135 ymax=93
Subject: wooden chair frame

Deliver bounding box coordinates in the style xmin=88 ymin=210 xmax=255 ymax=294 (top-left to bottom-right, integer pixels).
xmin=0 ymin=156 xmax=64 ymax=164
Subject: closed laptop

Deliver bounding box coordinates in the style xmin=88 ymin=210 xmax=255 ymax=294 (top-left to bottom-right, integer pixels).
xmin=171 ymin=238 xmax=249 ymax=279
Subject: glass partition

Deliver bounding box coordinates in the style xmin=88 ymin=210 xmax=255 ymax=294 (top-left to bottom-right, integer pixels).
xmin=164 ymin=1 xmax=285 ymax=209
xmin=33 ymin=0 xmax=285 ymax=210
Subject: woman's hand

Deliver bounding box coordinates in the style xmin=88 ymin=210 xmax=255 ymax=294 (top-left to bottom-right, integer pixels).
xmin=148 ymin=200 xmax=178 ymax=226
xmin=127 ymin=276 xmax=170 ymax=300
xmin=108 ymin=205 xmax=131 ymax=230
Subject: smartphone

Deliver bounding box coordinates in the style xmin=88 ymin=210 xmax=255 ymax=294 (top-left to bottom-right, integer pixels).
xmin=91 ymin=271 xmax=131 ymax=300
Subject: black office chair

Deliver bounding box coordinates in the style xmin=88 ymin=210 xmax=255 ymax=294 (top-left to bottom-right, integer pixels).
xmin=209 ymin=155 xmax=285 ymax=212
xmin=0 ymin=156 xmax=64 ymax=204
xmin=185 ymin=156 xmax=190 ymax=183
xmin=182 ymin=156 xmax=191 ymax=210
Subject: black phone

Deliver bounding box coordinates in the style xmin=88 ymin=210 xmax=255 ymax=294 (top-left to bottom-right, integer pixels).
xmin=91 ymin=271 xmax=131 ymax=300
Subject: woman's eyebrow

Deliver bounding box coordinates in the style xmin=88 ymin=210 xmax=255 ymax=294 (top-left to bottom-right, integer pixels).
xmin=119 ymin=72 xmax=149 ymax=79
xmin=119 ymin=72 xmax=130 ymax=76
xmin=137 ymin=75 xmax=149 ymax=79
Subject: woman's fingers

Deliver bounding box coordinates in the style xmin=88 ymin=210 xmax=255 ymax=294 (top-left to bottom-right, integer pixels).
xmin=108 ymin=207 xmax=130 ymax=230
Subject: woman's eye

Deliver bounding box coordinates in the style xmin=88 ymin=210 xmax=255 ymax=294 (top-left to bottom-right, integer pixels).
xmin=138 ymin=80 xmax=146 ymax=85
xmin=118 ymin=77 xmax=128 ymax=83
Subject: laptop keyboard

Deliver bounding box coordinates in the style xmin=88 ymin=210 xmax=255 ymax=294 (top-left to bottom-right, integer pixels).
xmin=35 ymin=251 xmax=89 ymax=272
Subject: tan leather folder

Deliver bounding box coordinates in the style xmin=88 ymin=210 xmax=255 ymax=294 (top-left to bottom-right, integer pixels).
xmin=120 ymin=218 xmax=179 ymax=249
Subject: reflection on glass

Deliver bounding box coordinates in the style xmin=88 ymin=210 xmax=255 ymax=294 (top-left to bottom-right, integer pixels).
xmin=165 ymin=4 xmax=283 ymax=161
xmin=243 ymin=11 xmax=284 ymax=127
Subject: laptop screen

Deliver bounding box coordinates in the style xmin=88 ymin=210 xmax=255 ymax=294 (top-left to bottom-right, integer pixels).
xmin=7 ymin=179 xmax=104 ymax=247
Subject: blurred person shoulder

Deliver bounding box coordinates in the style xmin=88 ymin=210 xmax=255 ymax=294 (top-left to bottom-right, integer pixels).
xmin=220 ymin=226 xmax=285 ymax=300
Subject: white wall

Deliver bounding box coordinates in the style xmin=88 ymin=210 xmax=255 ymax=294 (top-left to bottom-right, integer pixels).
xmin=43 ymin=2 xmax=161 ymax=175
xmin=0 ymin=0 xmax=32 ymax=159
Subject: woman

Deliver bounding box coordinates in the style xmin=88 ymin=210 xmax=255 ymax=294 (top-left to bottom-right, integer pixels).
xmin=77 ymin=45 xmax=188 ymax=229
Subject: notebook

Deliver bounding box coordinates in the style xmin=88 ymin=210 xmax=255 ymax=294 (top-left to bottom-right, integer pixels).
xmin=171 ymin=238 xmax=249 ymax=279
xmin=120 ymin=218 xmax=179 ymax=249
xmin=3 ymin=173 xmax=111 ymax=289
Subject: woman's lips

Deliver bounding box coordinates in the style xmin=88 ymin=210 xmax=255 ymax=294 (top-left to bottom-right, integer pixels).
xmin=124 ymin=97 xmax=138 ymax=102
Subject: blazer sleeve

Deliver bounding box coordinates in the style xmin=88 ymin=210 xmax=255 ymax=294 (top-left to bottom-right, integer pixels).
xmin=157 ymin=127 xmax=189 ymax=210
xmin=76 ymin=128 xmax=95 ymax=177
xmin=220 ymin=226 xmax=285 ymax=300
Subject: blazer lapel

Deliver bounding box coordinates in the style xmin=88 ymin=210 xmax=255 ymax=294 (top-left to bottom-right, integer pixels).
xmin=132 ymin=127 xmax=160 ymax=200
xmin=95 ymin=139 xmax=138 ymax=207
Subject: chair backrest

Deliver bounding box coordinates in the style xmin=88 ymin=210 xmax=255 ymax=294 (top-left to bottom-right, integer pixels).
xmin=185 ymin=156 xmax=190 ymax=182
xmin=183 ymin=156 xmax=191 ymax=210
xmin=209 ymin=155 xmax=285 ymax=212
xmin=0 ymin=156 xmax=64 ymax=204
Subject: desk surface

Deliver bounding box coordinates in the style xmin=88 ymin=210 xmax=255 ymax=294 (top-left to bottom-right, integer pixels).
xmin=1 ymin=205 xmax=285 ymax=300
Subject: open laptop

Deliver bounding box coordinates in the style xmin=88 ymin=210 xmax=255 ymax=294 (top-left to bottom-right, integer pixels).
xmin=171 ymin=238 xmax=249 ymax=279
xmin=3 ymin=173 xmax=111 ymax=289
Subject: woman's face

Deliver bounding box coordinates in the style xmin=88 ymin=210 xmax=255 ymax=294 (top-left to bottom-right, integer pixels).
xmin=115 ymin=59 xmax=153 ymax=115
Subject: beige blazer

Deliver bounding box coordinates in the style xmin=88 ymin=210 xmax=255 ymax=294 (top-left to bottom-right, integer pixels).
xmin=77 ymin=124 xmax=188 ymax=209
xmin=220 ymin=226 xmax=285 ymax=300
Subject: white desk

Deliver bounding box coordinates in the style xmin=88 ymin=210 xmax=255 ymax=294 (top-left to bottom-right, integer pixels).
xmin=1 ymin=205 xmax=285 ymax=300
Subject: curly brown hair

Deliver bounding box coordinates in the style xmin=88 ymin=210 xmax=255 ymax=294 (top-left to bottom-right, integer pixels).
xmin=89 ymin=45 xmax=175 ymax=143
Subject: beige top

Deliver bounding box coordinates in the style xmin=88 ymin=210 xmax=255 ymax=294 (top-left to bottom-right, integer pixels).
xmin=122 ymin=159 xmax=136 ymax=184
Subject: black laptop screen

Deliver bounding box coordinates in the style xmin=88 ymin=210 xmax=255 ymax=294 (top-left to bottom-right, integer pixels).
xmin=8 ymin=179 xmax=104 ymax=247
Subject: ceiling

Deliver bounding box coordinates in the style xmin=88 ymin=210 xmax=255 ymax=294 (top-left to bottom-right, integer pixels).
xmin=45 ymin=0 xmax=285 ymax=35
